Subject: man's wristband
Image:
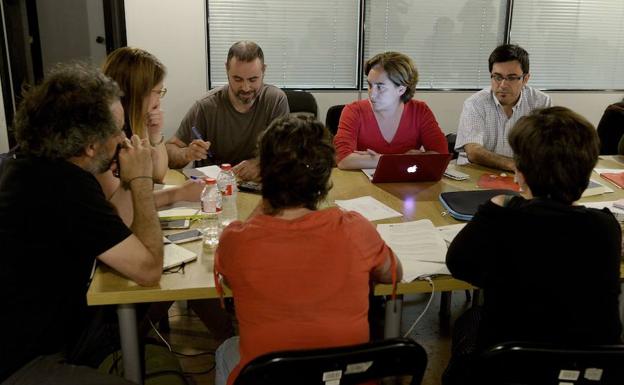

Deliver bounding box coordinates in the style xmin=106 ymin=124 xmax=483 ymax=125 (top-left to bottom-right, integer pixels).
xmin=121 ymin=175 xmax=154 ymax=190
xmin=150 ymin=135 xmax=164 ymax=146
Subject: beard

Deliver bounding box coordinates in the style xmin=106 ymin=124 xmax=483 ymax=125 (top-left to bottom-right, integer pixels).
xmin=89 ymin=144 xmax=118 ymax=175
xmin=235 ymin=89 xmax=258 ymax=105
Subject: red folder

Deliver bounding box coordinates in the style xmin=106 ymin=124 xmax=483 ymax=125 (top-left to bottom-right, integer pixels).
xmin=477 ymin=174 xmax=521 ymax=192
xmin=600 ymin=172 xmax=624 ymax=189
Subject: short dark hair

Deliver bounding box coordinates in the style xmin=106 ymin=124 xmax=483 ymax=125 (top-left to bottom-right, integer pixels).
xmin=226 ymin=41 xmax=264 ymax=69
xmin=14 ymin=62 xmax=122 ymax=160
xmin=509 ymin=106 xmax=599 ymax=204
xmin=365 ymin=51 xmax=418 ymax=103
xmin=259 ymin=116 xmax=334 ymax=214
xmin=488 ymin=44 xmax=530 ymax=74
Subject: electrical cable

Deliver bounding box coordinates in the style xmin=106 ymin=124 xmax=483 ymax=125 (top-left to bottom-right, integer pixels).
xmin=403 ymin=276 xmax=435 ymax=338
xmin=149 ymin=316 xmax=172 ymax=352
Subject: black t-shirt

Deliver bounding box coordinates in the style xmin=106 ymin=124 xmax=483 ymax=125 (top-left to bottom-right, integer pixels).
xmin=447 ymin=196 xmax=623 ymax=348
xmin=0 ymin=157 xmax=132 ymax=381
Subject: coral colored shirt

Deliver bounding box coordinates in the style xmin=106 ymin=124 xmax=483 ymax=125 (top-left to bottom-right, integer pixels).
xmin=334 ymin=99 xmax=448 ymax=163
xmin=214 ymin=208 xmax=393 ymax=385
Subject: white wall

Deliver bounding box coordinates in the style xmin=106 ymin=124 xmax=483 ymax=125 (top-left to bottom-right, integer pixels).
xmin=125 ymin=0 xmax=208 ymax=138
xmin=124 ymin=0 xmax=622 ymax=139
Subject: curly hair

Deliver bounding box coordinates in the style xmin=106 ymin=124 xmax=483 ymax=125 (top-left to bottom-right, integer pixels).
xmin=509 ymin=106 xmax=599 ymax=204
xmin=365 ymin=51 xmax=418 ymax=103
xmin=102 ymin=47 xmax=166 ymax=138
xmin=259 ymin=116 xmax=335 ymax=214
xmin=14 ymin=62 xmax=122 ymax=160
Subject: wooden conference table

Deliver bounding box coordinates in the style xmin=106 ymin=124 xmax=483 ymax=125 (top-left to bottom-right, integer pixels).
xmin=87 ymin=158 xmax=624 ymax=383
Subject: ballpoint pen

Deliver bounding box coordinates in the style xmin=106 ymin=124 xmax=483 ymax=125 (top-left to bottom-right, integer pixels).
xmin=191 ymin=126 xmax=214 ymax=159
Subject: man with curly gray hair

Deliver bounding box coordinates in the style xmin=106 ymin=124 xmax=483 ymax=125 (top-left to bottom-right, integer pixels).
xmin=0 ymin=63 xmax=163 ymax=384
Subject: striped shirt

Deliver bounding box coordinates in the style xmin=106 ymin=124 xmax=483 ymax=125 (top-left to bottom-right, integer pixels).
xmin=455 ymin=86 xmax=551 ymax=157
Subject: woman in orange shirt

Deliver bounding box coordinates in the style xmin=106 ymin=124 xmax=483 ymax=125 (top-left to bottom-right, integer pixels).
xmin=214 ymin=115 xmax=402 ymax=385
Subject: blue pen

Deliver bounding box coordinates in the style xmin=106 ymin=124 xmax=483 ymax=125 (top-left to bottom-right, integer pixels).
xmin=191 ymin=126 xmax=213 ymax=159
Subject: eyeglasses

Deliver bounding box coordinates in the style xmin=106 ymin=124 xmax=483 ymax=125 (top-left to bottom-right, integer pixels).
xmin=152 ymin=87 xmax=167 ymax=98
xmin=490 ymin=74 xmax=525 ymax=83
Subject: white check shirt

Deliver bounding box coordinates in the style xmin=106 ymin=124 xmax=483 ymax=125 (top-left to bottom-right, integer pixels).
xmin=455 ymin=86 xmax=552 ymax=157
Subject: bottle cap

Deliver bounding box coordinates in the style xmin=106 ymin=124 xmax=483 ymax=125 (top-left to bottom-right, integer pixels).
xmin=220 ymin=163 xmax=232 ymax=171
xmin=204 ymin=177 xmax=216 ymax=185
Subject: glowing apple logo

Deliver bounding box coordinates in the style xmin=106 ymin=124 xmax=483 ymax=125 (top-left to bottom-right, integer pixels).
xmin=407 ymin=165 xmax=418 ymax=173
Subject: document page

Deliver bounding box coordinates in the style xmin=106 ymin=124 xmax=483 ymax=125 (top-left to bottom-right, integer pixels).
xmin=437 ymin=223 xmax=466 ymax=244
xmin=377 ymin=219 xmax=450 ymax=281
xmin=182 ymin=165 xmax=221 ymax=179
xmin=361 ymin=169 xmax=375 ymax=180
xmin=334 ymin=196 xmax=402 ymax=221
xmin=581 ymin=201 xmax=624 ymax=222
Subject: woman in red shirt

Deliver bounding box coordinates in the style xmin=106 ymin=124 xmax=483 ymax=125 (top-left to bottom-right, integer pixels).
xmin=214 ymin=115 xmax=402 ymax=385
xmin=334 ymin=51 xmax=448 ymax=169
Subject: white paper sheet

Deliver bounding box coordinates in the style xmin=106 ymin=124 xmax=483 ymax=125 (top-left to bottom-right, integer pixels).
xmin=158 ymin=207 xmax=201 ymax=219
xmin=594 ymin=168 xmax=624 ymax=175
xmin=377 ymin=220 xmax=449 ymax=281
xmin=361 ymin=169 xmax=375 ymax=181
xmin=182 ymin=165 xmax=222 ymax=179
xmin=437 ymin=223 xmax=467 ymax=244
xmin=580 ymin=201 xmax=624 ymax=222
xmin=334 ymin=196 xmax=402 ymax=221
xmin=163 ymin=243 xmax=197 ymax=270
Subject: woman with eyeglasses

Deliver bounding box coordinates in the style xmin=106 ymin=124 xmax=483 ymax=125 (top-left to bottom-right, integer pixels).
xmin=97 ymin=47 xmax=232 ymax=346
xmin=334 ymin=51 xmax=448 ymax=169
xmin=102 ymin=47 xmax=168 ymax=183
xmin=98 ymin=47 xmax=203 ymax=225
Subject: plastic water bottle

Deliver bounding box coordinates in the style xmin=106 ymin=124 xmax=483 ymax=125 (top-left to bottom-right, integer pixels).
xmin=217 ymin=163 xmax=238 ymax=228
xmin=200 ymin=178 xmax=222 ymax=251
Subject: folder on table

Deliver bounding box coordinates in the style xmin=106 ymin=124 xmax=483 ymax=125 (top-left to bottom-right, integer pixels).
xmin=600 ymin=172 xmax=624 ymax=189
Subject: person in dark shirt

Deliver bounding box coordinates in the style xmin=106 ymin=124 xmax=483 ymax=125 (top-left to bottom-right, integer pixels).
xmin=0 ymin=63 xmax=164 ymax=384
xmin=444 ymin=106 xmax=623 ymax=384
xmin=596 ymin=100 xmax=624 ymax=155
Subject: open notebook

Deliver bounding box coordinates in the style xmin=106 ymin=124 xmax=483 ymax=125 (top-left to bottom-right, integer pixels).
xmin=163 ymin=243 xmax=198 ymax=270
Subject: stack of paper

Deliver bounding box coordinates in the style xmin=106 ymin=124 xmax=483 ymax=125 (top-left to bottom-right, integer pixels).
xmin=377 ymin=220 xmax=450 ymax=282
xmin=334 ymin=196 xmax=402 ymax=221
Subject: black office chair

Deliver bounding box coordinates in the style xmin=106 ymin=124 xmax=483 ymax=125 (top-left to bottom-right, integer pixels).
xmin=473 ymin=341 xmax=624 ymax=385
xmin=284 ymin=89 xmax=318 ymax=119
xmin=446 ymin=133 xmax=458 ymax=159
xmin=325 ymin=104 xmax=345 ymax=136
xmin=0 ymin=145 xmax=18 ymax=172
xmin=234 ymin=337 xmax=427 ymax=385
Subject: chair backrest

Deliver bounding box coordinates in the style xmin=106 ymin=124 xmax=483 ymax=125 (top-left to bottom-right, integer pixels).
xmin=284 ymin=89 xmax=318 ymax=119
xmin=0 ymin=145 xmax=18 ymax=174
xmin=234 ymin=337 xmax=427 ymax=385
xmin=325 ymin=104 xmax=345 ymax=136
xmin=474 ymin=342 xmax=624 ymax=385
xmin=445 ymin=133 xmax=458 ymax=159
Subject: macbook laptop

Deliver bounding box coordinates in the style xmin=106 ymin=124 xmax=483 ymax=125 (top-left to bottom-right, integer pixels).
xmin=366 ymin=153 xmax=452 ymax=183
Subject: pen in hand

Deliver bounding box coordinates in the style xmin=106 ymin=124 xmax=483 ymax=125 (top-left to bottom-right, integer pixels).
xmin=190 ymin=126 xmax=213 ymax=159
